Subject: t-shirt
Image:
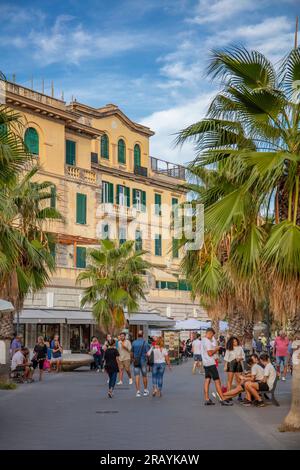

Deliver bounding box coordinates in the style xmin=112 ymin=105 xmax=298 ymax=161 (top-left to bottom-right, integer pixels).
xmin=149 ymin=347 xmax=168 ymax=364
xmin=11 ymin=338 xmax=21 ymax=353
xmin=224 ymin=346 xmax=245 ymax=363
xmin=264 ymin=363 xmax=276 ymax=390
xmin=201 ymin=337 xmax=217 ymax=367
xmin=11 ymin=351 xmax=24 ymax=370
xmin=90 ymin=341 xmax=101 ymax=355
xmin=251 ymin=364 xmax=264 ymax=381
xmin=292 ymin=340 xmax=300 ymax=365
xmin=52 ymin=345 xmax=62 ymax=358
xmin=132 ymin=339 xmax=150 ymax=362
xmin=33 ymin=344 xmax=47 ymax=360
xmin=118 ymin=339 xmax=132 ymax=361
xmin=192 ymin=339 xmax=202 ymax=355
xmin=104 ymin=348 xmax=119 ymax=373
xmin=274 ymin=336 xmax=289 ymax=357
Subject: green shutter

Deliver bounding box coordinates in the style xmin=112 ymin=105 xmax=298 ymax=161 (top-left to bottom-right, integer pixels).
xmin=66 ymin=140 xmax=76 ymax=166
xmin=172 ymin=197 xmax=178 ymax=207
xmin=167 ymin=281 xmax=178 ymax=290
xmin=134 ymin=144 xmax=141 ymax=167
xmin=178 ymin=280 xmax=190 ymax=291
xmin=76 ymin=246 xmax=86 ymax=268
xmin=125 ymin=187 xmax=130 ymax=207
xmin=101 ymin=134 xmax=109 ymax=159
xmin=133 ymin=189 xmax=137 ymax=207
xmin=76 ymin=193 xmax=87 ymax=224
xmin=118 ymin=139 xmax=126 ymax=164
xmin=50 ymin=185 xmax=56 ymax=209
xmin=172 ymin=237 xmax=179 ymax=258
xmin=25 ymin=127 xmax=39 ymax=155
xmin=116 ymin=185 xmax=121 ymax=205
xmin=108 ymin=182 xmax=114 ymax=203
xmin=155 ymin=193 xmax=161 ymax=215
xmin=155 ymin=234 xmax=162 ymax=256
xmin=135 ymin=230 xmax=142 ymax=251
xmin=141 ymin=191 xmax=146 ymax=212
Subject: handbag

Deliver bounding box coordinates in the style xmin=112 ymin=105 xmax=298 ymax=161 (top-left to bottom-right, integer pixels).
xmin=147 ymin=347 xmax=154 ymax=367
xmin=133 ymin=341 xmax=145 ymax=367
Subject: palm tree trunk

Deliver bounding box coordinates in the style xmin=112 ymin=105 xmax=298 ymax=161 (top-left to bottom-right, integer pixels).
xmin=211 ymin=318 xmax=219 ymax=338
xmin=228 ymin=310 xmax=245 ymax=341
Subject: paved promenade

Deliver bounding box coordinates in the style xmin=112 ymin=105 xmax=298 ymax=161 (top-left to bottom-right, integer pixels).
xmin=0 ymin=360 xmax=299 ymax=450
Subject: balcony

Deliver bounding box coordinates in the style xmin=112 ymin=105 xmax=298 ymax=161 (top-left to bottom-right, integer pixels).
xmin=65 ymin=165 xmax=97 ymax=185
xmin=6 ymin=81 xmax=66 ymax=109
xmin=150 ymin=157 xmax=186 ymax=180
xmin=134 ymin=165 xmax=148 ymax=177
xmin=97 ymin=203 xmax=136 ymax=220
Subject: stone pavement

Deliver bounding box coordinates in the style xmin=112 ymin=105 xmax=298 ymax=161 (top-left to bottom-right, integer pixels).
xmin=0 ymin=360 xmax=299 ymax=450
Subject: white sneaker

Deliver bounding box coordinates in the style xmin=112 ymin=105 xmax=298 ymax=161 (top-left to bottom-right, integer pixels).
xmin=143 ymin=389 xmax=150 ymax=397
xmin=282 ymin=377 xmax=286 ymax=381
xmin=129 ymin=378 xmax=133 ymax=385
xmin=136 ymin=391 xmax=141 ymax=397
xmin=117 ymin=381 xmax=123 ymax=385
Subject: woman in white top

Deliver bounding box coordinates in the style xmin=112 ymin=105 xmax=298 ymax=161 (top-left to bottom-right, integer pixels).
xmin=224 ymin=336 xmax=245 ymax=391
xmin=147 ymin=337 xmax=171 ymax=397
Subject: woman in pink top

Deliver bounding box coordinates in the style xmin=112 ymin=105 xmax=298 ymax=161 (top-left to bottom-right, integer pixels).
xmin=274 ymin=331 xmax=289 ymax=381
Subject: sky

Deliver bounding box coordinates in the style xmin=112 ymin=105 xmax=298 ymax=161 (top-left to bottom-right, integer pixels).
xmin=0 ymin=0 xmax=298 ymax=164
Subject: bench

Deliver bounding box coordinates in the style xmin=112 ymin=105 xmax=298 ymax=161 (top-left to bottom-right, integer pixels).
xmin=263 ymin=376 xmax=280 ymax=406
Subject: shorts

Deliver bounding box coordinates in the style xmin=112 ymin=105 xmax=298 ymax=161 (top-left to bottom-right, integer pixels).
xmin=193 ymin=354 xmax=202 ymax=362
xmin=13 ymin=365 xmax=25 ymax=373
xmin=51 ymin=356 xmax=62 ymax=362
xmin=119 ymin=359 xmax=131 ymax=371
xmin=32 ymin=359 xmax=45 ymax=370
xmin=258 ymin=382 xmax=269 ymax=392
xmin=204 ymin=365 xmax=220 ymax=381
xmin=227 ymin=360 xmax=243 ymax=373
xmin=134 ymin=362 xmax=148 ymax=377
xmin=276 ymin=356 xmax=287 ymax=367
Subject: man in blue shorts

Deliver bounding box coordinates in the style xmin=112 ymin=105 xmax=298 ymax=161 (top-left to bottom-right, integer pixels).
xmin=131 ymin=330 xmax=150 ymax=397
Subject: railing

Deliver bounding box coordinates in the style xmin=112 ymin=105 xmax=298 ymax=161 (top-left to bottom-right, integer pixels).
xmin=97 ymin=203 xmax=136 ymax=220
xmin=134 ymin=165 xmax=148 ymax=177
xmin=150 ymin=156 xmax=186 ymax=180
xmin=6 ymin=81 xmax=66 ymax=109
xmin=65 ymin=165 xmax=97 ymax=184
xmin=77 ymin=115 xmax=93 ymax=127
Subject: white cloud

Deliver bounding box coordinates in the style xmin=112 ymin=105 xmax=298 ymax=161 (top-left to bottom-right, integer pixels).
xmin=189 ymin=0 xmax=264 ymax=25
xmin=140 ymin=92 xmax=215 ymax=164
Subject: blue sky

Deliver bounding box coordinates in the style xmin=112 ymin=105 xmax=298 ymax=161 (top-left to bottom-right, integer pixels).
xmin=0 ymin=0 xmax=298 ymax=163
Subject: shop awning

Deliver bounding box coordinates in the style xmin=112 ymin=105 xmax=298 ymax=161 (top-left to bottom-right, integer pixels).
xmin=127 ymin=312 xmax=175 ymax=328
xmin=0 ymin=299 xmax=14 ymax=313
xmin=15 ymin=309 xmax=96 ymax=325
xmin=151 ymin=267 xmax=178 ymax=282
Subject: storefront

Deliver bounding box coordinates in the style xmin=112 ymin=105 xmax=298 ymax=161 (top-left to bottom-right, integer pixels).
xmin=127 ymin=312 xmax=176 ymax=340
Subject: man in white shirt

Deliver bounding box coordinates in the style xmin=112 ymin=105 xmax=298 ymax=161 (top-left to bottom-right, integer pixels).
xmin=244 ymin=353 xmax=276 ymax=407
xmin=11 ymin=347 xmax=33 ymax=382
xmin=192 ymin=333 xmax=203 ymax=374
xmin=202 ymin=328 xmax=233 ymax=406
xmin=223 ymin=354 xmax=264 ymax=402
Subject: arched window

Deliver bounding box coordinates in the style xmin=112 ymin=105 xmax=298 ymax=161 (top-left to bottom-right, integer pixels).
xmin=24 ymin=127 xmax=39 ymax=155
xmin=118 ymin=138 xmax=126 ymax=164
xmin=101 ymin=134 xmax=109 ymax=159
xmin=134 ymin=144 xmax=141 ymax=168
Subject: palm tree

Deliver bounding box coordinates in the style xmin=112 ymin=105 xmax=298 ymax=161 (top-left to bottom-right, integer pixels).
xmin=177 ymin=46 xmax=300 ymax=431
xmin=77 ymin=239 xmax=151 ymax=334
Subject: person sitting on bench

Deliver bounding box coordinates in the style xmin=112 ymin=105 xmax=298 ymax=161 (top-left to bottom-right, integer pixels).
xmin=11 ymin=347 xmax=33 ymax=382
xmin=244 ymin=353 xmax=276 ymax=407
xmin=222 ymin=354 xmax=264 ymax=401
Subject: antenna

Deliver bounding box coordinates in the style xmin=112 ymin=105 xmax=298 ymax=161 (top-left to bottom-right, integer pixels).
xmin=51 ymin=80 xmax=54 ymax=97
xmin=12 ymin=74 xmax=16 ymax=83
xmin=42 ymin=79 xmax=44 ymax=94
xmin=295 ymin=16 xmax=299 ymax=49
xmin=31 ymin=76 xmax=33 ymax=90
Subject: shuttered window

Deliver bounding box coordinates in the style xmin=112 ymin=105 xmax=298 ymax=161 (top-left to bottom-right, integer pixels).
xmin=76 ymin=193 xmax=87 ymax=224
xmin=24 ymin=127 xmax=39 ymax=155
xmin=76 ymin=246 xmax=86 ymax=268
xmin=118 ymin=139 xmax=126 ymax=164
xmin=134 ymin=144 xmax=141 ymax=167
xmin=155 ymin=193 xmax=162 ymax=216
xmin=49 ymin=242 xmax=56 ymax=260
xmin=102 ymin=223 xmax=110 ymax=239
xmin=119 ymin=226 xmax=127 ymax=245
xmin=117 ymin=185 xmax=130 ymax=207
xmin=133 ymin=189 xmax=146 ymax=212
xmin=172 ymin=237 xmax=179 ymax=258
xmin=101 ymin=134 xmax=109 ymax=159
xmin=135 ymin=229 xmax=142 ymax=251
xmin=102 ymin=181 xmax=114 ymax=203
xmin=50 ymin=185 xmax=56 ymax=209
xmin=155 ymin=234 xmax=162 ymax=256
xmin=66 ymin=139 xmax=76 ymax=166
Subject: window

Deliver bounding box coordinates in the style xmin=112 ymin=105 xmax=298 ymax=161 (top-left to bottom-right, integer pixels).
xmin=119 ymin=226 xmax=127 ymax=245
xmin=101 ymin=134 xmax=109 ymax=159
xmin=134 ymin=144 xmax=141 ymax=167
xmin=76 ymin=193 xmax=87 ymax=225
xmin=91 ymin=152 xmax=98 ymax=164
xmin=178 ymin=280 xmax=191 ymax=291
xmin=66 ymin=139 xmax=76 ymax=166
xmin=24 ymin=127 xmax=39 ymax=155
xmin=155 ymin=234 xmax=162 ymax=256
xmin=102 ymin=181 xmax=114 ymax=203
xmin=76 ymin=246 xmax=86 ymax=268
xmin=118 ymin=138 xmax=126 ymax=164
xmin=135 ymin=229 xmax=142 ymax=251
xmin=155 ymin=193 xmax=162 ymax=216
xmin=172 ymin=237 xmax=179 ymax=258
xmin=117 ymin=185 xmax=130 ymax=207
xmin=172 ymin=197 xmax=179 ymax=219
xmin=102 ymin=223 xmax=110 ymax=239
xmin=50 ymin=185 xmax=56 ymax=209
xmin=133 ymin=189 xmax=146 ymax=212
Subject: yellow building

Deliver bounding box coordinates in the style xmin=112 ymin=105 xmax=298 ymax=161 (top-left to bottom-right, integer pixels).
xmin=5 ymin=81 xmax=207 ymax=351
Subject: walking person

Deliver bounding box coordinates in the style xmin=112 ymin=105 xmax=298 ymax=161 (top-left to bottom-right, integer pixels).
xmin=201 ymin=328 xmax=233 ymax=406
xmin=192 ymin=333 xmax=203 ymax=374
xmin=51 ymin=339 xmax=63 ymax=373
xmin=117 ymin=332 xmax=133 ymax=385
xmin=224 ymin=336 xmax=245 ymax=392
xmin=32 ymin=336 xmax=48 ymax=381
xmin=104 ymin=339 xmax=120 ymax=398
xmin=274 ymin=331 xmax=289 ymax=381
xmin=147 ymin=337 xmax=171 ymax=397
xmin=132 ymin=330 xmax=150 ymax=397
xmin=90 ymin=336 xmax=102 ymax=372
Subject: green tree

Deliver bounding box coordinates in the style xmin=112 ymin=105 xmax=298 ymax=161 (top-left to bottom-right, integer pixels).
xmin=77 ymin=239 xmax=151 ymax=334
xmin=177 ymin=46 xmax=300 ymax=431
